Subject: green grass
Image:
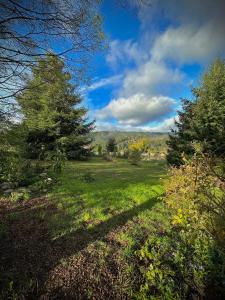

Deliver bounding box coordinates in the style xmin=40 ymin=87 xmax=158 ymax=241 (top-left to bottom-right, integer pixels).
xmin=0 ymin=157 xmax=169 ymax=298
xmin=48 ymin=157 xmax=167 ymax=239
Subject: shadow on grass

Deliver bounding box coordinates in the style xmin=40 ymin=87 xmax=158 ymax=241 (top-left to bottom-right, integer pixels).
xmin=0 ymin=195 xmax=158 ymax=298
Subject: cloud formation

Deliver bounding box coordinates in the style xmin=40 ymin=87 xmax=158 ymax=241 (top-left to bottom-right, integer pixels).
xmin=122 ymin=60 xmax=183 ymax=96
xmin=96 ymin=93 xmax=175 ymax=126
xmin=96 ymin=116 xmax=177 ymax=132
xmin=94 ymin=0 xmax=225 ymax=131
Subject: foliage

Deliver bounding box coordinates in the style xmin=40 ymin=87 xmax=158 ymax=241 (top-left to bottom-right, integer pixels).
xmin=0 ymin=123 xmax=29 ymax=184
xmin=134 ymin=154 xmax=225 ymax=299
xmin=17 ymin=54 xmax=94 ymax=161
xmin=128 ymin=139 xmax=147 ymax=165
xmin=166 ymin=153 xmax=225 ymax=245
xmin=106 ymin=137 xmax=117 ymax=153
xmin=97 ymin=144 xmax=103 ymax=156
xmin=193 ymin=59 xmax=225 ymax=158
xmin=136 ymin=226 xmax=213 ymax=300
xmin=46 ymin=146 xmax=67 ymax=174
xmin=167 ymin=59 xmax=225 ymax=166
xmin=92 ymin=132 xmax=168 ymax=159
xmin=167 ymin=99 xmax=195 ymax=166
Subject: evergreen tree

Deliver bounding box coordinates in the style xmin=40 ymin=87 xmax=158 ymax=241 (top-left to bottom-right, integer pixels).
xmin=167 ymin=99 xmax=196 ymax=166
xmin=17 ymin=54 xmax=94 ymax=160
xmin=193 ymin=59 xmax=225 ymax=158
xmin=106 ymin=137 xmax=117 ymax=153
xmin=167 ymin=59 xmax=225 ymax=166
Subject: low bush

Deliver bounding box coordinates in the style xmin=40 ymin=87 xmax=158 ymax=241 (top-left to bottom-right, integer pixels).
xmin=133 ymin=155 xmax=225 ymax=299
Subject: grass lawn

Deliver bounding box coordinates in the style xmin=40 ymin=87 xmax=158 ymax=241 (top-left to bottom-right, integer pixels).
xmin=0 ymin=158 xmax=168 ymax=299
xmin=48 ymin=157 xmax=167 ymax=238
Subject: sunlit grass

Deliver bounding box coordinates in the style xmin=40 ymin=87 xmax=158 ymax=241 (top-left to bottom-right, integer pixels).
xmin=48 ymin=158 xmax=167 ymax=238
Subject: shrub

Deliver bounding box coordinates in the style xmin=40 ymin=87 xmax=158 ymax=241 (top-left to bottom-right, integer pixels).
xmin=134 ymin=155 xmax=225 ymax=299
xmin=135 ymin=227 xmax=213 ymax=300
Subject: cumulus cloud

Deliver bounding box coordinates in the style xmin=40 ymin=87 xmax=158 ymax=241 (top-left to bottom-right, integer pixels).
xmin=122 ymin=60 xmax=183 ymax=96
xmin=96 ymin=93 xmax=175 ymax=126
xmin=95 ymin=0 xmax=225 ymax=132
xmin=95 ymin=116 xmax=177 ymax=132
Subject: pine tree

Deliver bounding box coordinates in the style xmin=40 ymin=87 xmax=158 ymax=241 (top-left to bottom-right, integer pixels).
xmin=167 ymin=99 xmax=196 ymax=166
xmin=193 ymin=59 xmax=225 ymax=158
xmin=167 ymin=59 xmax=225 ymax=166
xmin=106 ymin=137 xmax=117 ymax=153
xmin=17 ymin=54 xmax=94 ymax=160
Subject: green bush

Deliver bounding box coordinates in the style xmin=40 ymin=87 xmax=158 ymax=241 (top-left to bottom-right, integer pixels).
xmin=135 ymin=225 xmax=213 ymax=299
xmin=133 ymin=156 xmax=225 ymax=299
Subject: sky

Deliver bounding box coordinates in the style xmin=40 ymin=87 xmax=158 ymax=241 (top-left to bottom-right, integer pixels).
xmin=82 ymin=0 xmax=225 ymax=132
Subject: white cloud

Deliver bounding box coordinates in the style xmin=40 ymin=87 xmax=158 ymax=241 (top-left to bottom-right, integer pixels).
xmin=95 ymin=116 xmax=177 ymax=132
xmin=82 ymin=74 xmax=123 ymax=93
xmin=94 ymin=0 xmax=225 ymax=132
xmin=151 ymin=22 xmax=225 ymax=63
xmin=106 ymin=39 xmax=147 ymax=68
xmin=96 ymin=93 xmax=175 ymax=126
xmin=122 ymin=60 xmax=183 ymax=96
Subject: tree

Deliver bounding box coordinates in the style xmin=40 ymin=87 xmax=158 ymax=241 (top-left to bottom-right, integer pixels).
xmin=0 ymin=0 xmax=103 ymax=116
xmin=167 ymin=99 xmax=196 ymax=166
xmin=106 ymin=137 xmax=117 ymax=153
xmin=97 ymin=144 xmax=103 ymax=156
xmin=17 ymin=53 xmax=94 ymax=160
xmin=193 ymin=59 xmax=225 ymax=158
xmin=128 ymin=139 xmax=146 ymax=165
xmin=167 ymin=59 xmax=225 ymax=166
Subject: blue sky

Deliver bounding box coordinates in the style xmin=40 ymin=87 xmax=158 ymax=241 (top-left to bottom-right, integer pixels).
xmin=82 ymin=0 xmax=225 ymax=132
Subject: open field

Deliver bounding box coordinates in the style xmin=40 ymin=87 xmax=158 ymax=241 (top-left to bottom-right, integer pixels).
xmin=0 ymin=158 xmax=168 ymax=299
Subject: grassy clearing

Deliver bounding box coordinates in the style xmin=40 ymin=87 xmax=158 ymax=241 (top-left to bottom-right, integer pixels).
xmin=48 ymin=158 xmax=167 ymax=238
xmin=0 ymin=158 xmax=168 ymax=299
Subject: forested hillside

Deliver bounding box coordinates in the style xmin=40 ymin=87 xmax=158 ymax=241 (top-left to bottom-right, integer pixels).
xmin=91 ymin=131 xmax=168 ymax=159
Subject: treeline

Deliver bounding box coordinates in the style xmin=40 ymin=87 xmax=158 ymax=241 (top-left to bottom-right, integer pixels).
xmin=93 ymin=134 xmax=168 ymax=161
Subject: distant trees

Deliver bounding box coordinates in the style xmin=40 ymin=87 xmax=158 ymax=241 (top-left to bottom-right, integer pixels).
xmin=167 ymin=59 xmax=225 ymax=166
xmin=17 ymin=54 xmax=94 ymax=160
xmin=106 ymin=137 xmax=117 ymax=153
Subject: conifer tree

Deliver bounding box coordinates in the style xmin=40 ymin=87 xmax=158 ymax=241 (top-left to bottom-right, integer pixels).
xmin=167 ymin=59 xmax=225 ymax=166
xmin=106 ymin=137 xmax=117 ymax=153
xmin=17 ymin=54 xmax=94 ymax=160
xmin=167 ymin=99 xmax=196 ymax=166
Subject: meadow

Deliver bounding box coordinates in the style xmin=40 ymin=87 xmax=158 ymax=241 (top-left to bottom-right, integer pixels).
xmin=0 ymin=158 xmax=168 ymax=299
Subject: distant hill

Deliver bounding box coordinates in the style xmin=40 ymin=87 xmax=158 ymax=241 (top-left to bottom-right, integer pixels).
xmin=91 ymin=131 xmax=168 ymax=146
xmin=90 ymin=132 xmax=168 ymax=159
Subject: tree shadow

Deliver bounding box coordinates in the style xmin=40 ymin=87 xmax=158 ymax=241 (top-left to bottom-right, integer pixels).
xmin=0 ymin=195 xmax=158 ymax=299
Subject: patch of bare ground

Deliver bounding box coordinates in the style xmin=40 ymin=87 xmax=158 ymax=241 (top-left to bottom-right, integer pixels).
xmin=0 ymin=196 xmax=134 ymax=299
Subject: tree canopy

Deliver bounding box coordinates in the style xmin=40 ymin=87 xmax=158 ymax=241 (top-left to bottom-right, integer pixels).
xmin=17 ymin=54 xmax=94 ymax=160
xmin=167 ymin=59 xmax=225 ymax=166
